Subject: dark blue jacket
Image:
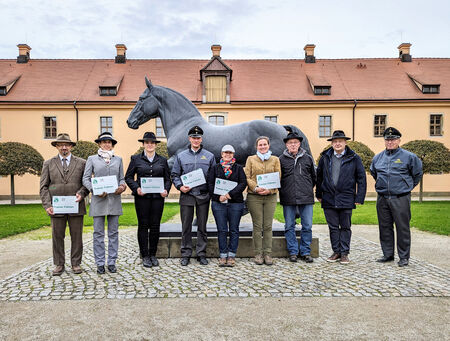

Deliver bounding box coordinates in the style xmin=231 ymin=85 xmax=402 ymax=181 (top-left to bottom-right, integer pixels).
xmin=370 ymin=147 xmax=422 ymax=196
xmin=316 ymin=146 xmax=367 ymax=209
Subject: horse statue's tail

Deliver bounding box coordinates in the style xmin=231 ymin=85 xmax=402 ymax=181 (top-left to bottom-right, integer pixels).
xmin=283 ymin=124 xmax=312 ymax=157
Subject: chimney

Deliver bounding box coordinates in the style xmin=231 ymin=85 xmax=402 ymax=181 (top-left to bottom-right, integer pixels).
xmin=17 ymin=44 xmax=31 ymax=63
xmin=211 ymin=44 xmax=222 ymax=58
xmin=115 ymin=44 xmax=127 ymax=63
xmin=304 ymin=44 xmax=316 ymax=63
xmin=398 ymin=43 xmax=412 ymax=62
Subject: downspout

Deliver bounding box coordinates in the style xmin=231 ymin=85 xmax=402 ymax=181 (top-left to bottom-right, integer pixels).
xmin=73 ymin=101 xmax=79 ymax=141
xmin=352 ymin=99 xmax=357 ymax=140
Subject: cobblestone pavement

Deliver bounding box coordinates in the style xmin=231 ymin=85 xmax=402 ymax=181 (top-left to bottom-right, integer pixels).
xmin=0 ymin=231 xmax=448 ymax=301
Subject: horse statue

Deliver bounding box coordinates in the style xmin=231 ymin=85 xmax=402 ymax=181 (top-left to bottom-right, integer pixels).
xmin=127 ymin=77 xmax=311 ymax=166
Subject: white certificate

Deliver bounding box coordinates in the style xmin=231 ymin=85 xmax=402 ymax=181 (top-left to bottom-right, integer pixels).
xmin=141 ymin=177 xmax=165 ymax=194
xmin=92 ymin=175 xmax=118 ymax=195
xmin=52 ymin=196 xmax=79 ymax=214
xmin=181 ymin=168 xmax=206 ymax=188
xmin=256 ymin=172 xmax=281 ymax=190
xmin=214 ymin=178 xmax=238 ymax=196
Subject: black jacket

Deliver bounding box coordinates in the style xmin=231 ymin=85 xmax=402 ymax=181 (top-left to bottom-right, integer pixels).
xmin=316 ymin=146 xmax=367 ymax=209
xmin=279 ymin=148 xmax=316 ymax=206
xmin=125 ymin=152 xmax=171 ymax=198
xmin=207 ymin=163 xmax=247 ymax=203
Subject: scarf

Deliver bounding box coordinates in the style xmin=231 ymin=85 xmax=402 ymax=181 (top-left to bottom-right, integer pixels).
xmin=257 ymin=150 xmax=272 ymax=161
xmin=220 ymin=157 xmax=235 ymax=178
xmin=98 ymin=148 xmax=114 ymax=165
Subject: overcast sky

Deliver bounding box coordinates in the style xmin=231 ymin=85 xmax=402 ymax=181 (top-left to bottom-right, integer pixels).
xmin=1 ymin=0 xmax=449 ymax=60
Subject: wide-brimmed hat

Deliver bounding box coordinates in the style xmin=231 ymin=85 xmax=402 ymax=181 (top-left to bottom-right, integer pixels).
xmin=95 ymin=132 xmax=117 ymax=145
xmin=221 ymin=144 xmax=235 ymax=153
xmin=51 ymin=133 xmax=76 ymax=147
xmin=283 ymin=132 xmax=303 ymax=143
xmin=327 ymin=130 xmax=351 ymax=141
xmin=188 ymin=125 xmax=203 ymax=137
xmin=383 ymin=127 xmax=402 ymax=140
xmin=138 ymin=131 xmax=161 ymax=143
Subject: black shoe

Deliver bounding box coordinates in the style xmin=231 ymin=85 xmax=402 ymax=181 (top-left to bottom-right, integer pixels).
xmin=150 ymin=256 xmax=159 ymax=267
xmin=97 ymin=265 xmax=105 ymax=274
xmin=299 ymin=255 xmax=313 ymax=263
xmin=107 ymin=265 xmax=117 ymax=273
xmin=289 ymin=254 xmax=297 ymax=262
xmin=197 ymin=256 xmax=209 ymax=265
xmin=180 ymin=257 xmax=190 ymax=266
xmin=376 ymin=255 xmax=394 ymax=263
xmin=143 ymin=256 xmax=152 ymax=268
xmin=398 ymin=259 xmax=409 ymax=267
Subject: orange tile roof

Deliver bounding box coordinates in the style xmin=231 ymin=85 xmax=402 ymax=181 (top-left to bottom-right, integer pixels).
xmin=0 ymin=58 xmax=449 ymax=102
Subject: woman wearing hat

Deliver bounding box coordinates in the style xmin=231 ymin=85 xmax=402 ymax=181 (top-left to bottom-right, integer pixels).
xmin=125 ymin=132 xmax=171 ymax=268
xmin=244 ymin=136 xmax=281 ymax=266
xmin=82 ymin=132 xmax=127 ymax=274
xmin=207 ymin=144 xmax=247 ymax=267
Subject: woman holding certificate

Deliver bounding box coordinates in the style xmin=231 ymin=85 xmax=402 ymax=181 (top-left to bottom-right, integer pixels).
xmin=125 ymin=132 xmax=171 ymax=268
xmin=82 ymin=132 xmax=127 ymax=274
xmin=244 ymin=136 xmax=281 ymax=266
xmin=207 ymin=145 xmax=247 ymax=267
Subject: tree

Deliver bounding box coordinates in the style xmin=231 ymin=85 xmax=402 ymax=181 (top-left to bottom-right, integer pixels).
xmin=0 ymin=142 xmax=44 ymax=205
xmin=316 ymin=141 xmax=375 ymax=172
xmin=71 ymin=140 xmax=99 ymax=160
xmin=135 ymin=142 xmax=169 ymax=159
xmin=402 ymin=140 xmax=450 ymax=202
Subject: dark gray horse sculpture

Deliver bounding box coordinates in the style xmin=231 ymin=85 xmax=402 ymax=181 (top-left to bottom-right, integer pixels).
xmin=127 ymin=77 xmax=311 ymax=166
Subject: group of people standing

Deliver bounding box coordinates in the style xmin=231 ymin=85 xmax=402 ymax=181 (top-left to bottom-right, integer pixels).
xmin=39 ymin=124 xmax=422 ymax=276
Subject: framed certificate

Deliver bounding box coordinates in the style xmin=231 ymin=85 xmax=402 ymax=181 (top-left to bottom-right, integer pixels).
xmin=213 ymin=178 xmax=238 ymax=196
xmin=92 ymin=175 xmax=118 ymax=195
xmin=141 ymin=177 xmax=164 ymax=194
xmin=181 ymin=169 xmax=206 ymax=188
xmin=256 ymin=172 xmax=281 ymax=190
xmin=52 ymin=196 xmax=79 ymax=214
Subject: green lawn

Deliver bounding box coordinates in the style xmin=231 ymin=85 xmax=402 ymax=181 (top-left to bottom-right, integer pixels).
xmin=274 ymin=201 xmax=450 ymax=236
xmin=0 ymin=203 xmax=179 ymax=239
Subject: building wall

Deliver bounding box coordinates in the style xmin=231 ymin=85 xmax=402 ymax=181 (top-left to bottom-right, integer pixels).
xmin=0 ymin=101 xmax=449 ymax=197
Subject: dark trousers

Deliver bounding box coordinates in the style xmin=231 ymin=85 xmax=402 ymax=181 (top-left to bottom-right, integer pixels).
xmin=323 ymin=208 xmax=352 ymax=255
xmin=134 ymin=196 xmax=164 ymax=257
xmin=376 ymin=194 xmax=411 ymax=260
xmin=51 ymin=215 xmax=84 ymax=266
xmin=180 ymin=201 xmax=210 ymax=258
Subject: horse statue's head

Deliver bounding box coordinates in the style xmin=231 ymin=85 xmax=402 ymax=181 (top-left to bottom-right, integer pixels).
xmin=127 ymin=77 xmax=160 ymax=129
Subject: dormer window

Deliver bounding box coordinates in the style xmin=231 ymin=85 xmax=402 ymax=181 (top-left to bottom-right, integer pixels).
xmin=307 ymin=75 xmax=331 ymax=96
xmin=99 ymin=86 xmax=118 ymax=96
xmin=205 ymin=76 xmax=227 ymax=103
xmin=0 ymin=75 xmax=20 ymax=96
xmin=408 ymin=74 xmax=440 ymax=94
xmin=200 ymin=46 xmax=232 ymax=103
xmin=422 ymin=85 xmax=440 ymax=94
xmin=314 ymin=86 xmax=331 ymax=95
xmin=0 ymin=87 xmax=6 ymax=96
xmin=99 ymin=75 xmax=123 ymax=96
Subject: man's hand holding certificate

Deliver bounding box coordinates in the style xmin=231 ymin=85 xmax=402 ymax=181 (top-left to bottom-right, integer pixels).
xmin=52 ymin=196 xmax=79 ymax=214
xmin=256 ymin=172 xmax=280 ymax=190
xmin=181 ymin=169 xmax=206 ymax=188
xmin=92 ymin=175 xmax=118 ymax=195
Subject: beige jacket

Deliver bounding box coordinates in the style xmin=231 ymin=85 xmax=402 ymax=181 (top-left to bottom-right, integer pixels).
xmin=244 ymin=155 xmax=281 ymax=195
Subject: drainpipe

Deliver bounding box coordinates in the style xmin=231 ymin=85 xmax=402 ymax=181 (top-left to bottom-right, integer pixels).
xmin=73 ymin=101 xmax=79 ymax=141
xmin=352 ymin=99 xmax=357 ymax=140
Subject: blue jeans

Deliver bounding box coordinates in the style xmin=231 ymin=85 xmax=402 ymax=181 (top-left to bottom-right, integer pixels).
xmin=211 ymin=201 xmax=244 ymax=258
xmin=283 ymin=204 xmax=313 ymax=256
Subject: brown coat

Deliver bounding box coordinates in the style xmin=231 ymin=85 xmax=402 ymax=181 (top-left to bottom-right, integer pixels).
xmin=40 ymin=155 xmax=89 ymax=216
xmin=244 ymin=155 xmax=281 ymax=195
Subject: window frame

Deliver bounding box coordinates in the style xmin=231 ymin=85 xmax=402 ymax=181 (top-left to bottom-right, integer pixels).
xmin=430 ymin=113 xmax=443 ymax=136
xmin=43 ymin=116 xmax=57 ymax=139
xmin=100 ymin=116 xmax=113 ymax=134
xmin=205 ymin=75 xmax=227 ymax=103
xmin=373 ymin=114 xmax=387 ymax=137
xmin=264 ymin=115 xmax=278 ymax=123
xmin=318 ymin=115 xmax=332 ymax=138
xmin=155 ymin=117 xmax=165 ymax=138
xmin=422 ymin=85 xmax=440 ymax=94
xmin=314 ymin=86 xmax=331 ymax=95
xmin=99 ymin=87 xmax=118 ymax=96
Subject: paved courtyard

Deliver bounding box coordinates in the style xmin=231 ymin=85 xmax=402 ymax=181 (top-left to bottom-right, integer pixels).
xmin=1 ymin=230 xmax=448 ymax=301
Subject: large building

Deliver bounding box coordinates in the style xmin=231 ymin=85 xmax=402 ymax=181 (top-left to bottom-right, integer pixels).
xmin=0 ymin=43 xmax=449 ymax=198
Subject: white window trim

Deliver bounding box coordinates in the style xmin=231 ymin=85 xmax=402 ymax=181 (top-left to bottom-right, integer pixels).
xmin=264 ymin=115 xmax=278 ymax=123
xmin=429 ymin=112 xmax=444 ymax=137
xmin=99 ymin=116 xmax=113 ymax=135
xmin=205 ymin=112 xmax=228 ymax=126
xmin=318 ymin=114 xmax=333 ymax=138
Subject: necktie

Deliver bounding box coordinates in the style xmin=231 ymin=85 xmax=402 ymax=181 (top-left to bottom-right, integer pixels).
xmin=62 ymin=158 xmax=68 ymax=173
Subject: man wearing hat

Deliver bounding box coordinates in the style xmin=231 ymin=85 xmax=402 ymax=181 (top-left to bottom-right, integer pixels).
xmin=279 ymin=132 xmax=317 ymax=263
xmin=171 ymin=125 xmax=216 ymax=266
xmin=316 ymin=130 xmax=366 ymax=264
xmin=40 ymin=133 xmax=90 ymax=275
xmin=370 ymin=127 xmax=422 ymax=267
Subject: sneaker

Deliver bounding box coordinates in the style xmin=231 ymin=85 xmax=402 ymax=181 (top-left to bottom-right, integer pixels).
xmin=97 ymin=265 xmax=105 ymax=274
xmin=107 ymin=264 xmax=117 ymax=273
xmin=289 ymin=254 xmax=298 ymax=262
xmin=327 ymin=253 xmax=341 ymax=263
xmin=299 ymin=255 xmax=313 ymax=263
xmin=218 ymin=257 xmax=227 ymax=267
xmin=340 ymin=255 xmax=350 ymax=264
xmin=254 ymin=254 xmax=264 ymax=265
xmin=226 ymin=257 xmax=236 ymax=267
xmin=264 ymin=255 xmax=273 ymax=266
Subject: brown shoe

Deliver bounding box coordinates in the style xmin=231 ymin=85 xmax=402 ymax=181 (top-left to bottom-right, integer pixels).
xmin=340 ymin=255 xmax=350 ymax=264
xmin=226 ymin=257 xmax=236 ymax=267
xmin=264 ymin=255 xmax=273 ymax=266
xmin=72 ymin=265 xmax=83 ymax=274
xmin=327 ymin=253 xmax=341 ymax=263
xmin=52 ymin=265 xmax=64 ymax=276
xmin=254 ymin=254 xmax=264 ymax=265
xmin=218 ymin=257 xmax=227 ymax=267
